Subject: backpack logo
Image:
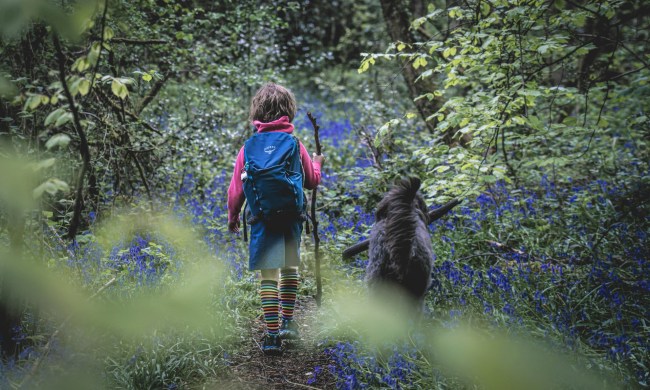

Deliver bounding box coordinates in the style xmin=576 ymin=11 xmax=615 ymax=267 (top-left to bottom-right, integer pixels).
xmin=264 ymin=146 xmax=276 ymax=154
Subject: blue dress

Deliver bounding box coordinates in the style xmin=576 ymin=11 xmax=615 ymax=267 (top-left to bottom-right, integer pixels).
xmin=248 ymin=208 xmax=303 ymax=270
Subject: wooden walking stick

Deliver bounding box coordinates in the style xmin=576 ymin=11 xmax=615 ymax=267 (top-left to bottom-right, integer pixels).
xmin=242 ymin=200 xmax=248 ymax=243
xmin=307 ymin=112 xmax=323 ymax=306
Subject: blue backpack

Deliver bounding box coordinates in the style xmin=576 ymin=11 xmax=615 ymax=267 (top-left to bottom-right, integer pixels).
xmin=242 ymin=132 xmax=305 ymax=224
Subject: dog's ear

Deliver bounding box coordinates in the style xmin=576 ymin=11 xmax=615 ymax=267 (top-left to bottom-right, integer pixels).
xmin=399 ymin=176 xmax=421 ymax=202
xmin=409 ymin=177 xmax=421 ymax=192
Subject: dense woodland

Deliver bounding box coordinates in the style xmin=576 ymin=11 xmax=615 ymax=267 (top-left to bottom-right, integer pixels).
xmin=0 ymin=0 xmax=649 ymax=388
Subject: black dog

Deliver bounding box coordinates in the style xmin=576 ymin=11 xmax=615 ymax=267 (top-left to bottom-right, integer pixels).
xmin=365 ymin=177 xmax=434 ymax=307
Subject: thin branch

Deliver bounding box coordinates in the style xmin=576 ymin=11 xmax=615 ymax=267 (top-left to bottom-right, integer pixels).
xmin=109 ymin=38 xmax=167 ymax=45
xmin=564 ymin=0 xmax=604 ymax=18
xmin=357 ymin=126 xmax=383 ymax=170
xmin=53 ymin=34 xmax=91 ymax=240
xmin=601 ymin=65 xmax=650 ymax=82
xmin=129 ymin=151 xmax=153 ymax=202
xmin=95 ymin=87 xmax=163 ymax=135
xmin=89 ymin=0 xmax=109 ymax=91
xmin=137 ymin=72 xmax=170 ymax=115
xmin=619 ymin=42 xmax=650 ymax=68
xmin=525 ymin=40 xmax=595 ymax=83
xmin=577 ymin=26 xmax=619 ymax=158
xmin=577 ymin=80 xmax=611 ymax=158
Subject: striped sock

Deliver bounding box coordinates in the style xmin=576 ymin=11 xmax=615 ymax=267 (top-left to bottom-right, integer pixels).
xmin=260 ymin=280 xmax=279 ymax=335
xmin=280 ymin=269 xmax=299 ymax=321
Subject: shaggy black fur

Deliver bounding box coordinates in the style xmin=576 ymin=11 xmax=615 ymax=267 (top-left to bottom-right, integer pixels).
xmin=365 ymin=177 xmax=434 ymax=305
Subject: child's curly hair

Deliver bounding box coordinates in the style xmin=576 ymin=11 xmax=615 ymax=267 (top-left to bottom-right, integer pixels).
xmin=249 ymin=83 xmax=297 ymax=123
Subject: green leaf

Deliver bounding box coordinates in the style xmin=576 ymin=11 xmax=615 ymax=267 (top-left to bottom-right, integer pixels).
xmin=25 ymin=95 xmax=42 ymax=110
xmin=481 ymin=175 xmax=497 ymax=183
xmin=69 ymin=78 xmax=81 ymax=96
xmin=480 ymin=2 xmax=490 ymax=16
xmin=78 ymin=79 xmax=91 ymax=96
xmin=411 ymin=17 xmax=427 ymax=30
xmin=45 ymin=134 xmax=71 ymax=150
xmin=413 ymin=56 xmax=428 ymax=69
xmin=443 ymin=47 xmax=457 ymax=58
xmin=111 ymin=79 xmax=128 ymax=99
xmin=111 ymin=79 xmax=121 ymax=96
xmin=33 ymin=178 xmax=69 ymax=199
xmin=562 ymin=116 xmax=577 ymax=126
xmin=32 ymin=158 xmax=56 ymax=171
xmin=73 ymin=56 xmax=90 ymax=72
xmin=45 ymin=108 xmax=65 ymax=126
xmin=142 ymin=73 xmax=153 ymax=82
xmin=87 ymin=42 xmax=101 ymax=66
xmin=103 ymin=26 xmax=115 ymax=41
xmin=55 ymin=112 xmax=73 ymax=127
xmin=0 ymin=74 xmax=17 ymax=99
xmin=358 ymin=57 xmax=375 ymax=74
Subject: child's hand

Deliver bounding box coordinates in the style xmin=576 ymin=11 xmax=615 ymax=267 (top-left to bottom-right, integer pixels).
xmin=313 ymin=153 xmax=325 ymax=166
xmin=228 ymin=220 xmax=240 ymax=233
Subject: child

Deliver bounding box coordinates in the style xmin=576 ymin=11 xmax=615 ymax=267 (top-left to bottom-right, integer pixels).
xmin=227 ymin=83 xmax=325 ymax=355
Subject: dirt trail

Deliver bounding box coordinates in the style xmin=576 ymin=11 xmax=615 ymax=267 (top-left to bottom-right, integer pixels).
xmin=222 ymin=296 xmax=336 ymax=389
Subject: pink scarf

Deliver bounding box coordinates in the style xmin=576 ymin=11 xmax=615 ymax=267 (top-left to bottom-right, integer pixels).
xmin=253 ymin=115 xmax=294 ymax=133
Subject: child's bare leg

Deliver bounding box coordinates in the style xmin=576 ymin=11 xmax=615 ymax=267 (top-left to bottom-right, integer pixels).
xmin=260 ymin=268 xmax=280 ymax=281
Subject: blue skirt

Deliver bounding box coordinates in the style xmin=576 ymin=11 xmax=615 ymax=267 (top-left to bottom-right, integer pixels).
xmin=249 ymin=219 xmax=303 ymax=270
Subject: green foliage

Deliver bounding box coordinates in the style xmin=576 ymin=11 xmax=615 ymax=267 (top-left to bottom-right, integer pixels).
xmin=105 ymin=334 xmax=228 ymax=389
xmin=360 ymin=0 xmax=649 ymax=201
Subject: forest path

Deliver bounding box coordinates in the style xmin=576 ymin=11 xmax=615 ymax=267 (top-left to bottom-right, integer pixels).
xmin=221 ymin=296 xmax=336 ymax=389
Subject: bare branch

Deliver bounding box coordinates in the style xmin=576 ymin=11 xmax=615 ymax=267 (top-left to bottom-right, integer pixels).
xmin=109 ymin=38 xmax=167 ymax=45
xmin=94 ymin=87 xmax=163 ymax=136
xmin=137 ymin=72 xmax=170 ymax=115
xmin=53 ymin=34 xmax=92 ymax=240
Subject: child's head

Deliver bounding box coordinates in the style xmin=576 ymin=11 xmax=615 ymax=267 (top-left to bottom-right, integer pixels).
xmin=249 ymin=83 xmax=297 ymax=123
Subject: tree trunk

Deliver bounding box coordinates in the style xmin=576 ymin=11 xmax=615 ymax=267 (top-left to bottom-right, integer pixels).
xmin=379 ymin=0 xmax=442 ymax=134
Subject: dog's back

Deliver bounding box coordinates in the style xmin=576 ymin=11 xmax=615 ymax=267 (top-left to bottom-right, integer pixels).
xmin=365 ymin=177 xmax=434 ymax=302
